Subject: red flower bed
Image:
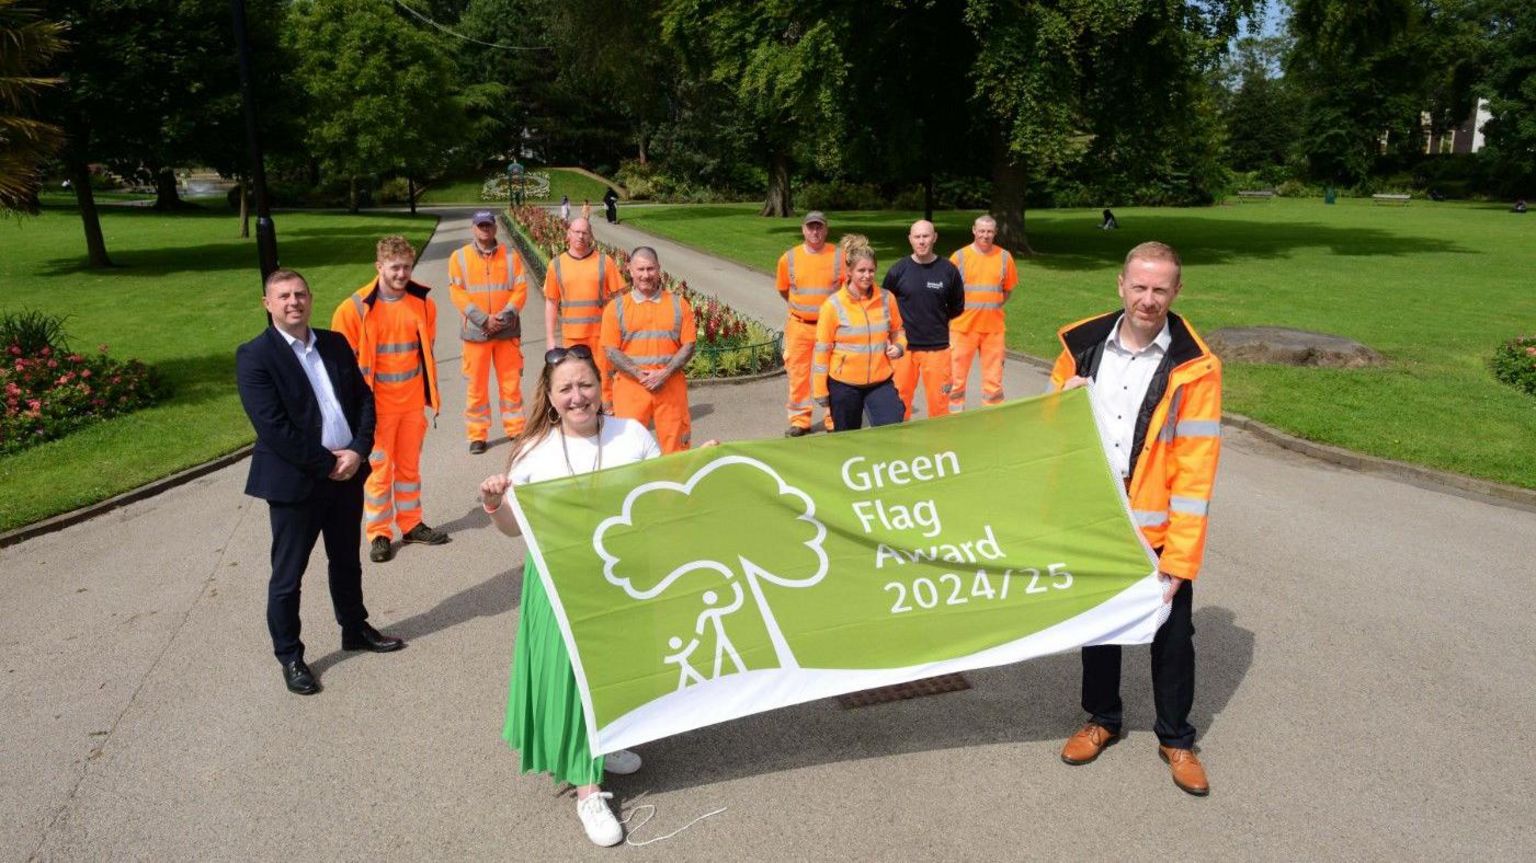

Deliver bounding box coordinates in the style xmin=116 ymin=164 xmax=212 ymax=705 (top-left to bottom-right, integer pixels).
xmin=1 ymin=342 xmax=163 ymax=455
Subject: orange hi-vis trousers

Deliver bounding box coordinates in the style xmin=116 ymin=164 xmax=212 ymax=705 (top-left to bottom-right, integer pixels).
xmin=613 ymin=372 xmax=691 ymax=454
xmin=784 ymin=315 xmax=833 ymax=431
xmin=894 ymin=347 xmax=953 ymax=421
xmin=949 ymin=329 xmax=1006 ymax=411
xmin=462 ymin=339 xmax=524 ymax=442
xmin=365 ymin=410 xmax=428 ymax=541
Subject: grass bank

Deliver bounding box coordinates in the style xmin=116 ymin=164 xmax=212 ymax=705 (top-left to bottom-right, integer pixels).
xmin=0 ymin=205 xmax=437 ymax=532
xmin=623 ymin=199 xmax=1536 ymax=488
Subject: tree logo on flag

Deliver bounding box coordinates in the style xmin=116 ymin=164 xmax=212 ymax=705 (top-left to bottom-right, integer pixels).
xmin=593 ymin=456 xmax=828 ymax=683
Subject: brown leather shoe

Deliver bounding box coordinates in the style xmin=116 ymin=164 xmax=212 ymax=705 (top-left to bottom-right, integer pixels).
xmin=1060 ymin=722 xmax=1119 ymax=765
xmin=1159 ymin=745 xmax=1210 ymax=796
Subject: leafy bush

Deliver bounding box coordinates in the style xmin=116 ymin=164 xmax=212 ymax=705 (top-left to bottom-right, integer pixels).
xmin=1491 ymin=336 xmax=1536 ymax=397
xmin=0 ymin=310 xmax=70 ymax=355
xmin=2 ymin=335 xmax=165 ymax=455
xmin=376 ymin=177 xmax=413 ymax=204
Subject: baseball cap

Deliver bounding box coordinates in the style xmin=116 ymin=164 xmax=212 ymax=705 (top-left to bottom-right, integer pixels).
xmin=471 ymin=210 xmax=496 ymax=226
xmin=802 ymin=211 xmax=827 ymax=226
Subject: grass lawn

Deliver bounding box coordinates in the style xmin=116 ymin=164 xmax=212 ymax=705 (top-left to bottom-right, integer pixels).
xmin=0 ymin=205 xmax=437 ymax=532
xmin=416 ymin=167 xmax=614 ymax=206
xmin=623 ymin=199 xmax=1536 ymax=489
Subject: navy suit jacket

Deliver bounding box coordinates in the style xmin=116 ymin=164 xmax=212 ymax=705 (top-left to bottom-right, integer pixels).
xmin=236 ymin=326 xmax=376 ymax=503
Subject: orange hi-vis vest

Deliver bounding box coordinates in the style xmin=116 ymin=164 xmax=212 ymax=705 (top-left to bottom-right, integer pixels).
xmin=1048 ymin=310 xmax=1222 ymax=580
xmin=448 ymin=242 xmax=525 ymax=342
xmin=547 ymin=250 xmax=622 ymax=339
xmin=777 ymin=244 xmax=846 ymax=322
xmin=813 ymin=286 xmax=907 ymax=399
xmin=949 ymin=244 xmax=1018 ymax=333
xmin=332 ymin=278 xmax=440 ymax=416
xmin=601 ymin=289 xmax=696 ymax=371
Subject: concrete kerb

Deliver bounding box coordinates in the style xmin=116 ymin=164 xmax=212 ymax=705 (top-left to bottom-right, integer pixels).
xmin=501 ymin=213 xmax=786 ymax=390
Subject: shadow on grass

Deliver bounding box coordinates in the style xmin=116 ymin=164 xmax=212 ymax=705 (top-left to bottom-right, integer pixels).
xmin=152 ymin=352 xmax=238 ymax=408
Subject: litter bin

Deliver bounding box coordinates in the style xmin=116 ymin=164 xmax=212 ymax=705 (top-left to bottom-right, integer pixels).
xmin=1324 ymin=187 xmax=1337 ymax=205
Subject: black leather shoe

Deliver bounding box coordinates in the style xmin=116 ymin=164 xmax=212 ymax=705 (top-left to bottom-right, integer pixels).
xmin=283 ymin=660 xmax=319 ymax=695
xmin=342 ymin=623 xmax=405 ymax=653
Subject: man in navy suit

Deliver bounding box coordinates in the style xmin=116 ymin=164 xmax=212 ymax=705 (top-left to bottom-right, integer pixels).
xmin=236 ymin=268 xmax=405 ymax=695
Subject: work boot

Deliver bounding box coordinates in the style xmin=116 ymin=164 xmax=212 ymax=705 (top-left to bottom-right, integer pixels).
xmin=369 ymin=537 xmax=394 ymax=563
xmin=402 ymin=523 xmax=449 ymax=545
xmin=1060 ymin=722 xmax=1119 ymax=765
xmin=469 ymin=440 xmax=487 ymax=455
xmin=784 ymin=426 xmax=810 ymax=438
xmin=1158 ymin=745 xmax=1210 ymax=796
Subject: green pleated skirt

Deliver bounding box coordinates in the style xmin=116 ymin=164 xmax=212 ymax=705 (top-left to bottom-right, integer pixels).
xmin=503 ymin=557 xmax=605 ymax=786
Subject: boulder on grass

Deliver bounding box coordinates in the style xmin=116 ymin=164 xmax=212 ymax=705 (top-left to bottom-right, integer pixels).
xmin=1205 ymin=326 xmax=1383 ymax=368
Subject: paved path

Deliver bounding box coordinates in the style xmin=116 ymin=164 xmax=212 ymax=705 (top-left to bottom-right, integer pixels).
xmin=3 ymin=209 xmax=1533 ymax=861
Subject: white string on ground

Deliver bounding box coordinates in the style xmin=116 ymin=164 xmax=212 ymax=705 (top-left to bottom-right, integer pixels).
xmin=619 ymin=801 xmax=729 ymax=847
xmin=391 ymin=0 xmax=553 ymax=51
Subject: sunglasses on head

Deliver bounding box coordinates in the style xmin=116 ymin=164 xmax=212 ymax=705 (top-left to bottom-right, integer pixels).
xmin=544 ymin=344 xmax=594 ymax=365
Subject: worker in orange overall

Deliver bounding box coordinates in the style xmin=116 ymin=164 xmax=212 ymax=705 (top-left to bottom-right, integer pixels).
xmin=775 ymin=211 xmax=844 ymax=436
xmin=332 ymin=235 xmax=450 ymax=563
xmin=449 ymin=211 xmax=527 ymax=455
xmin=543 ymin=217 xmax=624 ymax=410
xmin=948 ymin=214 xmax=1018 ymax=411
xmin=812 ymin=234 xmax=907 ymax=430
xmin=599 ymin=246 xmax=696 ymax=453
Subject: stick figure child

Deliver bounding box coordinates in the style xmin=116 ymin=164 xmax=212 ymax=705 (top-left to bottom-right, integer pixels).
xmin=664 ymin=636 xmax=707 ymax=690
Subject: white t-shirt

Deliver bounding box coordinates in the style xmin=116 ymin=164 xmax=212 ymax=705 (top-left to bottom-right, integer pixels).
xmin=508 ymin=416 xmax=660 ymax=485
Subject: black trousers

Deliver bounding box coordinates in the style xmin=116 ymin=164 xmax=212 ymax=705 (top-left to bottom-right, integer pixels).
xmin=1081 ymin=577 xmax=1196 ymax=749
xmin=266 ymin=476 xmax=369 ymax=664
xmin=828 ymin=377 xmax=905 ymax=431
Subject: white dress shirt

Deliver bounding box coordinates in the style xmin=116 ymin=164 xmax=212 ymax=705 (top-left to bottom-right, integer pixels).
xmin=278 ymin=327 xmax=353 ymax=450
xmin=1089 ymin=315 xmax=1171 ymax=479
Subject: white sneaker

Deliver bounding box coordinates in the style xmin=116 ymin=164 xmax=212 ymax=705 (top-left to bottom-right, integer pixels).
xmin=604 ymin=749 xmax=642 ymax=775
xmin=576 ymin=791 xmax=623 ymax=847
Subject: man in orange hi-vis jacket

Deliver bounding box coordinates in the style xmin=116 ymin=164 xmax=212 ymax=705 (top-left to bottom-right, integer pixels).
xmin=948 ymin=214 xmax=1018 ymax=411
xmin=332 ymin=235 xmax=450 ymax=564
xmin=1048 ymin=241 xmax=1222 ymax=799
xmin=543 ymin=217 xmax=624 ymax=409
xmin=600 ymin=246 xmax=695 ymax=453
xmin=776 ymin=210 xmax=844 ymax=436
xmin=449 ymin=211 xmax=527 ymax=455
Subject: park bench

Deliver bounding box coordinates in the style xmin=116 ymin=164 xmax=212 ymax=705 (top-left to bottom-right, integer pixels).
xmin=1236 ymin=190 xmax=1276 ymax=202
xmin=1371 ymin=193 xmax=1411 ymax=206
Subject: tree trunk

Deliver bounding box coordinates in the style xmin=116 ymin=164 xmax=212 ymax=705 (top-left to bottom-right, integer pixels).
xmin=152 ymin=167 xmax=184 ymax=210
xmin=760 ymin=148 xmax=792 ymax=217
xmin=924 ymin=173 xmax=935 ymax=223
xmin=637 ymin=123 xmax=648 ymax=166
xmin=407 ymin=175 xmax=416 ymax=215
xmin=239 ymin=177 xmax=251 ymax=238
xmin=348 ymin=175 xmax=359 ymax=214
xmin=988 ymin=147 xmax=1033 ymax=255
xmin=65 ymin=149 xmax=114 ymax=268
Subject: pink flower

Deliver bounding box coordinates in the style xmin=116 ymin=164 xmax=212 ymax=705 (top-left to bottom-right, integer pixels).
xmin=27 ymin=399 xmax=41 ymax=411
xmin=7 ymin=344 xmax=19 ymax=356
xmin=40 ymin=346 xmax=51 ymax=357
xmin=81 ymin=369 xmax=91 ymax=379
xmin=47 ymin=359 xmax=57 ymax=369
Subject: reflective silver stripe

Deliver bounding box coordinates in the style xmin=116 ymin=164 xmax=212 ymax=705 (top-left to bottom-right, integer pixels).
xmin=359 ymin=365 xmax=372 ymax=379
xmin=834 ymin=300 xmax=852 ymax=328
xmin=964 ymin=300 xmax=1004 ymax=310
xmin=812 ymin=364 xmax=829 ymax=373
xmin=393 ymin=481 xmax=420 ymax=493
xmin=564 ymin=299 xmax=603 ymax=309
xmin=366 ymin=508 xmax=394 ymax=524
xmin=377 ymin=342 xmax=419 ymax=354
xmin=794 ymin=284 xmax=838 ymax=294
xmin=839 ymin=323 xmax=884 ymax=336
xmin=365 ymin=493 xmax=390 ymax=507
xmin=788 ymin=399 xmax=813 ymax=408
xmin=350 ymin=294 xmax=366 ymax=320
xmin=376 ymin=368 xmax=421 ymax=383
xmin=789 ymin=300 xmax=824 ymax=314
xmin=563 ymin=315 xmax=602 ymax=325
xmin=834 ymin=341 xmax=885 ymax=354
xmin=1159 ymin=389 xmax=1188 ymax=443
xmin=1170 ymin=496 xmax=1210 ymax=517
xmin=963 ymin=281 xmax=1004 ymax=291
xmin=814 ymin=342 xmax=832 ymax=352
xmin=396 ymin=499 xmax=420 ymax=512
xmin=499 ymin=400 xmax=518 ymax=411
xmin=1174 ymin=420 xmax=1221 ymax=438
xmin=368 ymin=449 xmax=385 ymax=463
xmin=625 ymin=353 xmax=676 ymax=365
xmin=1132 ymin=509 xmax=1168 ymax=527
xmin=465 ymin=405 xmax=490 ymax=416
xmin=466 ymin=283 xmax=509 ymax=294
xmin=628 ymin=328 xmax=680 ymax=340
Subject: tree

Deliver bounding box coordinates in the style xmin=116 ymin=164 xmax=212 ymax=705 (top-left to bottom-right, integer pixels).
xmin=0 ymin=0 xmax=65 ymax=214
xmin=1218 ymin=36 xmax=1304 ymax=174
xmin=286 ymin=0 xmax=465 ymax=212
xmin=1476 ymin=0 xmax=1536 ymax=194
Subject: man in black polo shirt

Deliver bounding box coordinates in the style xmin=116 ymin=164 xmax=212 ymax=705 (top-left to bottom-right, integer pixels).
xmin=884 ymin=219 xmax=965 ymax=420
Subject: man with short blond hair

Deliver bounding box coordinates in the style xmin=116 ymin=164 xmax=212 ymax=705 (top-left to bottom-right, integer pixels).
xmin=948 ymin=214 xmax=1018 ymax=411
xmin=1049 ymin=239 xmax=1222 ymax=797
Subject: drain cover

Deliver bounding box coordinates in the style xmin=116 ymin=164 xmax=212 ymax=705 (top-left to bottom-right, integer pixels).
xmin=837 ymin=673 xmax=972 ymax=709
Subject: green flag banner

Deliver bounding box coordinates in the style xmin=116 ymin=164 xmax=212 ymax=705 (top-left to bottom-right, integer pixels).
xmin=509 ymin=389 xmax=1165 ymax=755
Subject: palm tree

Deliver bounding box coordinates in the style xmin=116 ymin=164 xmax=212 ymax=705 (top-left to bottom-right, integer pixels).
xmin=0 ymin=0 xmax=66 ymax=214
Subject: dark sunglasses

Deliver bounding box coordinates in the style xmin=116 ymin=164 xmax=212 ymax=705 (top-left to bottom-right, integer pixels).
xmin=544 ymin=344 xmax=594 ymax=365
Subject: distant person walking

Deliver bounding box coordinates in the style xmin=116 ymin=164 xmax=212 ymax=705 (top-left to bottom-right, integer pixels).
xmin=600 ymin=246 xmax=696 ymax=453
xmin=331 ymin=236 xmax=451 ymax=563
xmin=813 ymin=234 xmax=907 ymax=431
xmin=602 ymin=185 xmax=620 ymax=224
xmin=560 ymin=194 xmax=571 ymax=222
xmin=884 ymin=219 xmax=964 ymax=421
xmin=448 ymin=211 xmax=527 ymax=455
xmin=948 ymin=215 xmax=1018 ymax=411
xmin=775 ymin=210 xmax=845 ymax=436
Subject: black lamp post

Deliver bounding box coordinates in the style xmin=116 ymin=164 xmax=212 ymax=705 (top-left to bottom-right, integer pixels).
xmin=231 ymin=0 xmax=279 ymax=293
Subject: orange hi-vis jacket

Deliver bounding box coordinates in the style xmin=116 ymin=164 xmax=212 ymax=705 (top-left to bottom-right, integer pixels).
xmin=812 ymin=286 xmax=907 ymax=400
xmin=546 ymin=250 xmax=624 ymax=340
xmin=949 ymin=244 xmax=1018 ymax=333
xmin=448 ymin=242 xmax=525 ymax=342
xmin=776 ymin=244 xmax=846 ymax=322
xmin=332 ymin=278 xmax=441 ymax=416
xmin=1048 ymin=310 xmax=1221 ymax=580
xmin=600 ymin=288 xmax=697 ymax=372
